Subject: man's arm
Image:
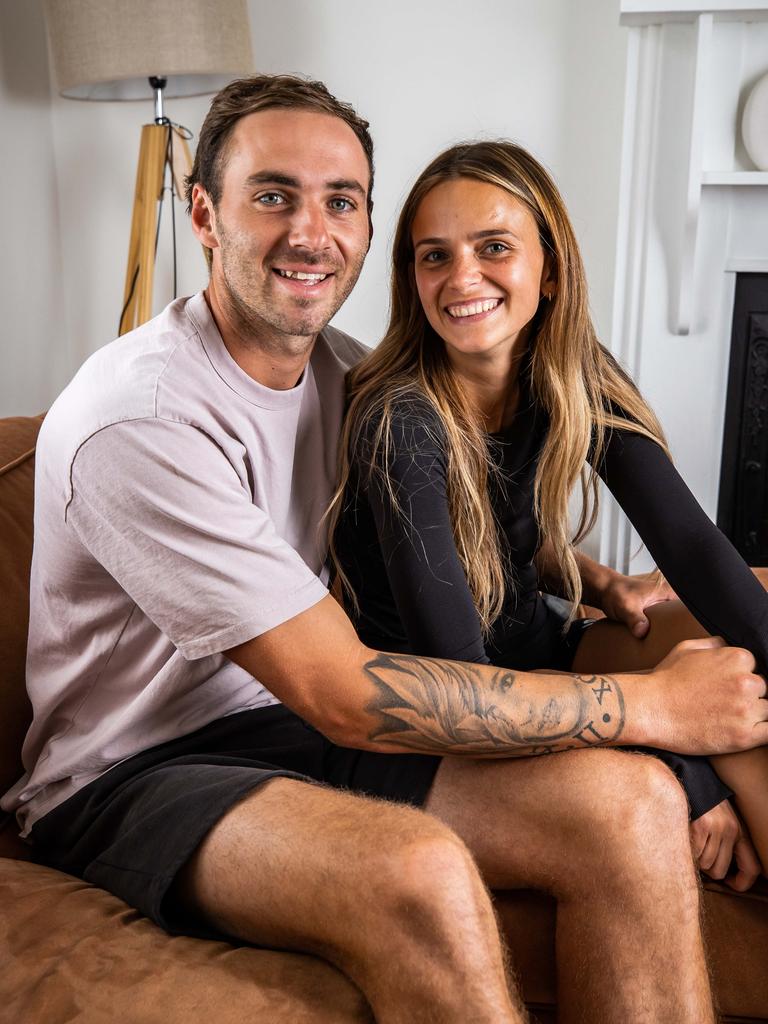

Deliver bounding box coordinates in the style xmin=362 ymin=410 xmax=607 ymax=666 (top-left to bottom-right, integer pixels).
xmin=226 ymin=595 xmax=768 ymax=759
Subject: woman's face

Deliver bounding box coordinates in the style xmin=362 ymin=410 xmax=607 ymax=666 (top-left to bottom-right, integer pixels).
xmin=411 ymin=178 xmax=553 ymax=366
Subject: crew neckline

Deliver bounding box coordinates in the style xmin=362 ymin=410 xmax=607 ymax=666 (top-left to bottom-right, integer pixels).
xmin=185 ymin=291 xmax=318 ymax=410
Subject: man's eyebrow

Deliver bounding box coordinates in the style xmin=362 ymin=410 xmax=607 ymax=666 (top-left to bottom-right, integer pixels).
xmin=326 ymin=178 xmax=367 ymax=197
xmin=414 ymin=228 xmax=520 ymax=248
xmin=243 ymin=172 xmax=367 ymax=197
xmin=244 ymin=171 xmax=300 ymax=189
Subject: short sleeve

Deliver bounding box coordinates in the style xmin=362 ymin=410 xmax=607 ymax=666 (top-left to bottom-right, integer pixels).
xmin=67 ymin=418 xmax=328 ymax=659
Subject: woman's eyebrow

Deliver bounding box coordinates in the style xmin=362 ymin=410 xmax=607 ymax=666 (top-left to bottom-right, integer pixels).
xmin=414 ymin=228 xmax=519 ymax=249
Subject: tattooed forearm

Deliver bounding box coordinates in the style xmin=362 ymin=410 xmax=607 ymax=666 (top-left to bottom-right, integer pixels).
xmin=364 ymin=654 xmax=625 ymax=757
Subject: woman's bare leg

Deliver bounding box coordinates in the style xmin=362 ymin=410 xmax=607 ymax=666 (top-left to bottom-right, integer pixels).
xmin=571 ymin=567 xmax=768 ymax=874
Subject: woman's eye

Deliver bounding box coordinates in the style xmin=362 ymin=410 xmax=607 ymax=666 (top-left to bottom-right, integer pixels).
xmin=423 ymin=250 xmax=447 ymax=264
xmin=257 ymin=192 xmax=285 ymax=206
xmin=484 ymin=242 xmax=509 ymax=255
xmin=329 ymin=197 xmax=355 ymax=212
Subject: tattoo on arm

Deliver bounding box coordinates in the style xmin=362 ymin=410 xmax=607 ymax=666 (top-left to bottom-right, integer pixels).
xmin=364 ymin=654 xmax=625 ymax=757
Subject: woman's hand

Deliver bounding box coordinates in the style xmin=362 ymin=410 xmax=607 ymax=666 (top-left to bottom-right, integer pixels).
xmin=690 ymin=799 xmax=761 ymax=891
xmin=598 ymin=570 xmax=676 ymax=638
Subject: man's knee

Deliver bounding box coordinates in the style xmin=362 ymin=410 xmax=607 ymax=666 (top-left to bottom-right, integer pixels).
xmin=570 ymin=750 xmax=692 ymax=874
xmin=608 ymin=751 xmax=689 ymax=835
xmin=368 ymin=810 xmax=485 ymax=922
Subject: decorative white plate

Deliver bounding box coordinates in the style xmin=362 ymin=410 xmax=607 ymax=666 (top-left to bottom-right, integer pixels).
xmin=742 ymin=72 xmax=768 ymax=171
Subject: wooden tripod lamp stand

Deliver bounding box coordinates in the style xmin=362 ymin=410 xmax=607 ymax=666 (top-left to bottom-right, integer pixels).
xmin=43 ymin=0 xmax=254 ymax=334
xmin=120 ymin=78 xmax=194 ymax=335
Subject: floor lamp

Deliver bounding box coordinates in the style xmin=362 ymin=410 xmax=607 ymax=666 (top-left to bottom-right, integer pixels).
xmin=43 ymin=0 xmax=253 ymax=335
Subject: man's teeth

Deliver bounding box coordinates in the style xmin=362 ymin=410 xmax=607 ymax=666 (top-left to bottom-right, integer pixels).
xmin=447 ymin=299 xmax=501 ymax=318
xmin=277 ymin=269 xmax=329 ymax=282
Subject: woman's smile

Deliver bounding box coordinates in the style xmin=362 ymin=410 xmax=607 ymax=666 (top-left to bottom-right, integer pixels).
xmin=445 ymin=297 xmax=503 ymax=321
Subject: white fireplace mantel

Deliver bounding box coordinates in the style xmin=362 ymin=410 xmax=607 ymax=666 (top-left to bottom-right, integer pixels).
xmin=597 ymin=3 xmax=768 ymax=572
xmin=619 ymin=3 xmax=768 ymax=337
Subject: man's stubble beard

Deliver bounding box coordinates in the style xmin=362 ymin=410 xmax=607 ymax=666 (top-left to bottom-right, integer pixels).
xmin=217 ymin=226 xmax=367 ymax=353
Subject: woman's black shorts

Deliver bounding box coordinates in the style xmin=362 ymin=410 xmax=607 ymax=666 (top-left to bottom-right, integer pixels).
xmin=29 ymin=704 xmax=442 ymax=938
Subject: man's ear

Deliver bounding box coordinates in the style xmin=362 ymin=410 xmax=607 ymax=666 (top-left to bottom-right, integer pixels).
xmin=366 ymin=200 xmax=374 ymax=254
xmin=190 ymin=185 xmax=220 ymax=251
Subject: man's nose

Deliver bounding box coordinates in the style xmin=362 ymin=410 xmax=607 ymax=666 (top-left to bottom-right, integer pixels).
xmin=287 ymin=202 xmax=332 ymax=252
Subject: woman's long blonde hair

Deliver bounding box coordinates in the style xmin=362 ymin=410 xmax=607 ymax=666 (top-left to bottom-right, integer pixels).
xmin=327 ymin=141 xmax=668 ymax=632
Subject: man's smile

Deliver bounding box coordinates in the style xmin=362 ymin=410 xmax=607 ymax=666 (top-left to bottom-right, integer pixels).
xmin=272 ymin=266 xmax=336 ymax=293
xmin=275 ymin=269 xmax=331 ymax=282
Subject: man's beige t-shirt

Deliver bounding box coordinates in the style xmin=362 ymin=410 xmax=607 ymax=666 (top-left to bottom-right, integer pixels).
xmin=2 ymin=292 xmax=367 ymax=835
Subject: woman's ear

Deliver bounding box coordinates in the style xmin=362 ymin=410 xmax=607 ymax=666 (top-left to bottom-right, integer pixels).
xmin=540 ymin=253 xmax=556 ymax=301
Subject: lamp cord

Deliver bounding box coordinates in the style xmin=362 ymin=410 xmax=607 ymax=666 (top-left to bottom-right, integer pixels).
xmin=118 ymin=118 xmax=193 ymax=335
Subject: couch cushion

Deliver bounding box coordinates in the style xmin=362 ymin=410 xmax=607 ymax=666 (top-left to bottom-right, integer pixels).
xmin=0 ymin=416 xmax=43 ymax=802
xmin=0 ymin=858 xmax=371 ymax=1023
xmin=1 ymin=856 xmax=766 ymax=1023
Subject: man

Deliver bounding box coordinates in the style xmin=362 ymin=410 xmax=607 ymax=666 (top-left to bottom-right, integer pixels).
xmin=3 ymin=75 xmax=767 ymax=1023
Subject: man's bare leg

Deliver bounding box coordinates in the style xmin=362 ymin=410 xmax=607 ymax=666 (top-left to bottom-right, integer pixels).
xmin=174 ymin=777 xmax=523 ymax=1024
xmin=573 ymin=570 xmax=768 ymax=874
xmin=426 ymin=749 xmax=714 ymax=1024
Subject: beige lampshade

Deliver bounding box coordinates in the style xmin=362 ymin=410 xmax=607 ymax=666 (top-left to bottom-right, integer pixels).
xmin=43 ymin=0 xmax=254 ymax=101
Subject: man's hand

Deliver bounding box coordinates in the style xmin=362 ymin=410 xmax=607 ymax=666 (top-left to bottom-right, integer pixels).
xmin=691 ymin=799 xmax=761 ymax=892
xmin=598 ymin=570 xmax=676 ymax=638
xmin=635 ymin=637 xmax=768 ymax=755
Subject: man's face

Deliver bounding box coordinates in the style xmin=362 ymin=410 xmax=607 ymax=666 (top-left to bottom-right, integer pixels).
xmin=197 ymin=108 xmax=371 ymax=344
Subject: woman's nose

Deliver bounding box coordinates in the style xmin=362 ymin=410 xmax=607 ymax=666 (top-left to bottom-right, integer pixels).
xmin=446 ymin=252 xmax=482 ymax=290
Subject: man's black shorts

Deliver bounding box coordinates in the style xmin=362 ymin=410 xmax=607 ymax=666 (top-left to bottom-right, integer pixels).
xmin=29 ymin=704 xmax=442 ymax=938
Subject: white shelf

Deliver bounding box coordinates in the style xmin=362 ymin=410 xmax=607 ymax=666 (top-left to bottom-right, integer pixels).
xmin=702 ymin=171 xmax=768 ymax=184
xmin=621 ymin=1 xmax=768 ymax=25
xmin=726 ymin=258 xmax=768 ymax=271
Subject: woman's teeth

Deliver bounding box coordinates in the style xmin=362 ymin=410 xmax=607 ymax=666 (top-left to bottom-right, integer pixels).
xmin=447 ymin=298 xmax=501 ymax=318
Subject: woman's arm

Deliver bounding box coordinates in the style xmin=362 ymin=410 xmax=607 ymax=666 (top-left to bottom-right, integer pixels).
xmin=594 ymin=428 xmax=768 ymax=672
xmin=358 ymin=404 xmax=490 ymax=664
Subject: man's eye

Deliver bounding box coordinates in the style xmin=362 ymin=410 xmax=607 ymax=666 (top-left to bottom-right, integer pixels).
xmin=257 ymin=192 xmax=285 ymax=206
xmin=329 ymin=197 xmax=355 ymax=212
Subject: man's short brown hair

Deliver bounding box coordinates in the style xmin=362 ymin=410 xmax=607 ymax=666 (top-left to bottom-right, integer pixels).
xmin=186 ymin=73 xmax=374 ymax=239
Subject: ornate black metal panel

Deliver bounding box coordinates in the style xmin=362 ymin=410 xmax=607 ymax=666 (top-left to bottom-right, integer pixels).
xmin=717 ymin=275 xmax=768 ymax=563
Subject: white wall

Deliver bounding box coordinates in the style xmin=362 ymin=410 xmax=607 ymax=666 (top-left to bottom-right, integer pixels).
xmin=559 ymin=0 xmax=629 ymax=345
xmin=0 ymin=0 xmax=69 ymax=416
xmin=0 ymin=0 xmax=630 ymax=421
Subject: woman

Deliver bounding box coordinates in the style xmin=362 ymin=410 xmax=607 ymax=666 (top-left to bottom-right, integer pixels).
xmin=328 ymin=140 xmax=768 ymax=883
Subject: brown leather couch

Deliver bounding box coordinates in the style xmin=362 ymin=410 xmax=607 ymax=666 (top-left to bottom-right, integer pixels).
xmin=1 ymin=412 xmax=766 ymax=1023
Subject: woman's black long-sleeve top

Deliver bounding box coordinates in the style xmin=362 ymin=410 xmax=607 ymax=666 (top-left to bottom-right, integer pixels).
xmin=334 ymin=386 xmax=768 ymax=819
